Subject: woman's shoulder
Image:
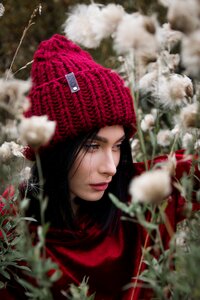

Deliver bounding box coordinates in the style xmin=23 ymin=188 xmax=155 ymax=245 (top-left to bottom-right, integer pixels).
xmin=133 ymin=149 xmax=193 ymax=177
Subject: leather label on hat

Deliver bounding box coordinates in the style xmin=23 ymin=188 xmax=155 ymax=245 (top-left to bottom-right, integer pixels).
xmin=65 ymin=72 xmax=80 ymax=93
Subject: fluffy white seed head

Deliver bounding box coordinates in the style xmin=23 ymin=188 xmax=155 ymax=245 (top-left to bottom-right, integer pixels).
xmin=162 ymin=51 xmax=180 ymax=72
xmin=0 ymin=3 xmax=5 ymax=17
xmin=0 ymin=78 xmax=31 ymax=120
xmin=157 ymin=129 xmax=173 ymax=147
xmin=63 ymin=4 xmax=102 ymax=48
xmin=182 ymin=133 xmax=194 ymax=149
xmin=0 ymin=141 xmax=24 ymax=163
xmin=153 ymin=74 xmax=193 ymax=108
xmin=180 ymin=102 xmax=200 ymax=129
xmin=141 ymin=114 xmax=155 ymax=132
xmin=169 ymin=74 xmax=193 ymax=101
xmin=171 ymin=124 xmax=180 ymax=137
xmin=181 ymin=30 xmax=200 ymax=78
xmin=157 ymin=23 xmax=183 ymax=50
xmin=175 ymin=230 xmax=188 ymax=248
xmin=129 ymin=169 xmax=172 ymax=204
xmin=19 ymin=116 xmax=56 ymax=150
xmin=113 ymin=13 xmax=158 ymax=64
xmin=158 ymin=0 xmax=171 ymax=7
xmin=63 ymin=3 xmax=124 ymax=48
xmin=92 ymin=4 xmax=125 ymax=41
xmin=20 ymin=166 xmax=31 ymax=182
xmin=2 ymin=120 xmax=19 ymax=141
xmin=130 ymin=138 xmax=140 ymax=160
xmin=139 ymin=70 xmax=158 ymax=93
xmin=167 ymin=0 xmax=200 ymax=34
xmin=194 ymin=139 xmax=200 ymax=150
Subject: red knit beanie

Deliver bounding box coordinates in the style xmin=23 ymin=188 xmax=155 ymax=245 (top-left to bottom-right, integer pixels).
xmin=25 ymin=34 xmax=136 ymax=158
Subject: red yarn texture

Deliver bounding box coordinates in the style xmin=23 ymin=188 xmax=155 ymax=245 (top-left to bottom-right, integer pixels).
xmin=25 ymin=34 xmax=136 ymax=153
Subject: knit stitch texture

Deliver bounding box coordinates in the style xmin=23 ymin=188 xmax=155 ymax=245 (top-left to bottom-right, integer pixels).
xmin=25 ymin=34 xmax=136 ymax=156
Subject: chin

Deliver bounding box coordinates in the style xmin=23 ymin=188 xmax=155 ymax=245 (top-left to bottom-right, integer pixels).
xmin=82 ymin=191 xmax=105 ymax=202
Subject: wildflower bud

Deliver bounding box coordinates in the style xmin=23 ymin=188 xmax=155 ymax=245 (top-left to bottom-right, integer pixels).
xmin=129 ymin=169 xmax=172 ymax=204
xmin=19 ymin=116 xmax=56 ymax=150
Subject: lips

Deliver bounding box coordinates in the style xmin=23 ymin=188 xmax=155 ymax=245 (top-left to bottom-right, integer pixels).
xmin=90 ymin=182 xmax=110 ymax=191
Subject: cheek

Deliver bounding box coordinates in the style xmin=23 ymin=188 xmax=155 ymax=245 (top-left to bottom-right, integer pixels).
xmin=114 ymin=151 xmax=121 ymax=167
xmin=68 ymin=153 xmax=95 ymax=185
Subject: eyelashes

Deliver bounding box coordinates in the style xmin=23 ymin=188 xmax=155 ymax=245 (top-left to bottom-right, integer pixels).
xmin=83 ymin=143 xmax=123 ymax=153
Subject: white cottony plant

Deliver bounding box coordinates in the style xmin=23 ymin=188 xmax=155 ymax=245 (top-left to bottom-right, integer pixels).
xmin=19 ymin=115 xmax=56 ymax=150
xmin=129 ymin=168 xmax=172 ymax=204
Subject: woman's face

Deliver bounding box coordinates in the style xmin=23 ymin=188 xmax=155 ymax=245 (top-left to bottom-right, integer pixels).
xmin=69 ymin=125 xmax=125 ymax=202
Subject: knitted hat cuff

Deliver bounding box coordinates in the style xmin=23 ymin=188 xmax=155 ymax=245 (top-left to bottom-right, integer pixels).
xmin=24 ymin=34 xmax=136 ymax=159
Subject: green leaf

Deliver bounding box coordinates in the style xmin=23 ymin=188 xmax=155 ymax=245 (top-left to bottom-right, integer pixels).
xmin=0 ymin=269 xmax=11 ymax=280
xmin=49 ymin=269 xmax=62 ymax=282
xmin=19 ymin=198 xmax=30 ymax=210
xmin=109 ymin=193 xmax=135 ymax=216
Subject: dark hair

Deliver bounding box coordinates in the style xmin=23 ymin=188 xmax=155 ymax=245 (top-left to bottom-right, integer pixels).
xmin=23 ymin=129 xmax=134 ymax=233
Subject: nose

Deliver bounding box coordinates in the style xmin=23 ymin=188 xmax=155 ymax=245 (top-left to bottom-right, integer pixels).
xmin=99 ymin=151 xmax=117 ymax=177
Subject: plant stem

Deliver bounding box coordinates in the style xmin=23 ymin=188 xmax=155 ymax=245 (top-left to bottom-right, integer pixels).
xmin=130 ymin=230 xmax=150 ymax=300
xmin=6 ymin=5 xmax=41 ymax=79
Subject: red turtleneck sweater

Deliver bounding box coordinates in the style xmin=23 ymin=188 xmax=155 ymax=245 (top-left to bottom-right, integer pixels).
xmin=1 ymin=151 xmax=200 ymax=300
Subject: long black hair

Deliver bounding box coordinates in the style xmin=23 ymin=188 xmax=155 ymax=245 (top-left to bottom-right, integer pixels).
xmin=23 ymin=128 xmax=134 ymax=232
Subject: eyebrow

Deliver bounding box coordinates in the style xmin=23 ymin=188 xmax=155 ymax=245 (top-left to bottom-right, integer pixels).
xmin=92 ymin=134 xmax=126 ymax=143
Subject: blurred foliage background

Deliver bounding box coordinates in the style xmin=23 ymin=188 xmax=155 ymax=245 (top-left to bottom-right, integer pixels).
xmin=0 ymin=0 xmax=167 ymax=79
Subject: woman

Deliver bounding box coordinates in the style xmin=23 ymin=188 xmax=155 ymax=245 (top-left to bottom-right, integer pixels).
xmin=23 ymin=34 xmax=140 ymax=299
xmin=1 ymin=34 xmax=198 ymax=300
